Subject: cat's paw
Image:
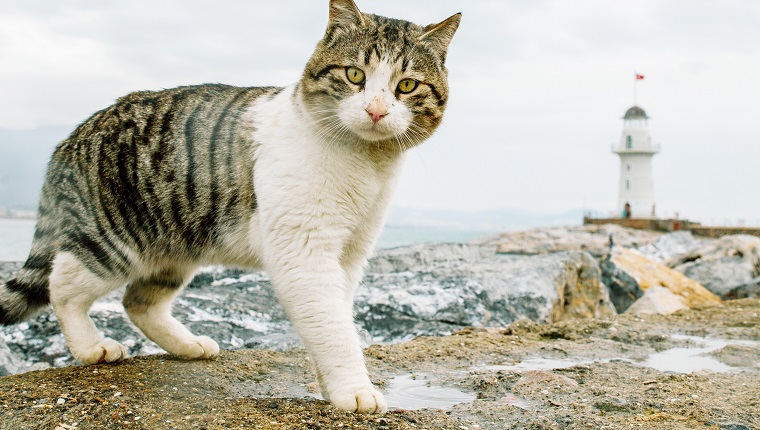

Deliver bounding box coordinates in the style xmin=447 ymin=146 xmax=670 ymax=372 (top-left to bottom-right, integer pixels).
xmin=174 ymin=336 xmax=220 ymax=360
xmin=330 ymin=387 xmax=387 ymax=414
xmin=75 ymin=338 xmax=128 ymax=365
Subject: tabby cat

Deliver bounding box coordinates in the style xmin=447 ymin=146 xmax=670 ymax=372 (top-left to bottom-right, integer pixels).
xmin=0 ymin=0 xmax=460 ymax=413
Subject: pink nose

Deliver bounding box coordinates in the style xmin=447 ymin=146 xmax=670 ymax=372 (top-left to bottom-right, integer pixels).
xmin=365 ymin=97 xmax=388 ymax=123
xmin=366 ymin=108 xmax=387 ymax=123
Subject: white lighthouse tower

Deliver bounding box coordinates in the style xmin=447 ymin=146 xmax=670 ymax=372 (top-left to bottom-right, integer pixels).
xmin=612 ymin=106 xmax=660 ymax=218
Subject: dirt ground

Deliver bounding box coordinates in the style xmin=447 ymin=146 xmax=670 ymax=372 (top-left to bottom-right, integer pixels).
xmin=1 ymin=299 xmax=758 ymax=429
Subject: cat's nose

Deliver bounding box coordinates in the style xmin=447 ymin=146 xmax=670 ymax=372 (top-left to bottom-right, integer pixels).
xmin=366 ymin=109 xmax=387 ymax=123
xmin=365 ymin=98 xmax=388 ymax=123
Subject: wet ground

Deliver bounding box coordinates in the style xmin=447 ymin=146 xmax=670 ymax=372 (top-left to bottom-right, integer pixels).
xmin=1 ymin=299 xmax=758 ymax=429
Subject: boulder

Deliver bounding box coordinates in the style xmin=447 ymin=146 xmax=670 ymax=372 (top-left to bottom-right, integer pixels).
xmin=636 ymin=231 xmax=703 ymax=262
xmin=472 ymin=224 xmax=661 ymax=257
xmin=368 ymin=242 xmax=495 ymax=273
xmin=0 ymin=336 xmax=25 ymax=376
xmin=668 ymin=235 xmax=760 ymax=298
xmin=0 ymin=261 xmax=22 ymax=283
xmin=0 ymin=266 xmax=303 ymax=372
xmin=724 ymin=276 xmax=760 ymax=300
xmin=358 ymin=244 xmax=615 ymax=342
xmin=625 ymin=285 xmax=688 ymax=315
xmin=601 ymin=247 xmax=722 ymax=314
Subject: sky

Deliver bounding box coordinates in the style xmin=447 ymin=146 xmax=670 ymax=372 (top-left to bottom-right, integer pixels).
xmin=1 ymin=0 xmax=759 ymax=225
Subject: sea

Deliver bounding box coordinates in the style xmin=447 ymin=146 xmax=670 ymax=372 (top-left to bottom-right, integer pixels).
xmin=0 ymin=218 xmax=496 ymax=262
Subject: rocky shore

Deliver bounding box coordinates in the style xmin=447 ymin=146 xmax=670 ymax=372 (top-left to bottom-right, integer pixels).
xmin=1 ymin=224 xmax=759 ymax=429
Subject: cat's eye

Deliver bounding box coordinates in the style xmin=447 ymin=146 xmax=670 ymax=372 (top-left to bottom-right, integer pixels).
xmin=397 ymin=79 xmax=419 ymax=94
xmin=346 ymin=67 xmax=365 ymax=85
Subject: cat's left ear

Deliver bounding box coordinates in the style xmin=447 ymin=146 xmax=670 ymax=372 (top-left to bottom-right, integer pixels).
xmin=420 ymin=13 xmax=462 ymax=64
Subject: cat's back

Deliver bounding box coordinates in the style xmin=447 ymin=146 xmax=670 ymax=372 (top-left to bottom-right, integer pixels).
xmin=41 ymin=84 xmax=281 ymax=270
xmin=58 ymin=83 xmax=278 ymax=158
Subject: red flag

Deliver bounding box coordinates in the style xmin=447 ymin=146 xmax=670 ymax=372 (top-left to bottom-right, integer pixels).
xmin=635 ymin=74 xmax=645 ymax=80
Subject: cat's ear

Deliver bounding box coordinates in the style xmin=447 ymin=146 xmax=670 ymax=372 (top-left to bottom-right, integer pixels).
xmin=420 ymin=13 xmax=462 ymax=63
xmin=327 ymin=0 xmax=365 ymax=33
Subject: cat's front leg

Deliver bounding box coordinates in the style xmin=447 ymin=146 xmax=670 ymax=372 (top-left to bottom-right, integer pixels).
xmin=264 ymin=240 xmax=386 ymax=414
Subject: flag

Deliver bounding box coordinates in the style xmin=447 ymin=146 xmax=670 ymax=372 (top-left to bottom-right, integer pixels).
xmin=635 ymin=74 xmax=645 ymax=80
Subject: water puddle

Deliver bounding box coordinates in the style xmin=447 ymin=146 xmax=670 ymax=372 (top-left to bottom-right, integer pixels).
xmin=477 ymin=335 xmax=759 ymax=375
xmin=299 ymin=373 xmax=475 ymax=411
xmin=384 ymin=373 xmax=476 ymax=410
xmin=642 ymin=335 xmax=759 ymax=373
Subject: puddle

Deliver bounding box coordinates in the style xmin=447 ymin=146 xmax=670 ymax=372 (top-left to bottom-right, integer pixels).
xmin=642 ymin=335 xmax=759 ymax=373
xmin=299 ymin=373 xmax=476 ymax=411
xmin=384 ymin=373 xmax=476 ymax=410
xmin=477 ymin=335 xmax=760 ymax=375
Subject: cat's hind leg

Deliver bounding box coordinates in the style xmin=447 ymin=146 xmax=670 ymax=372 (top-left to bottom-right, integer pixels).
xmin=49 ymin=252 xmax=128 ymax=364
xmin=123 ymin=271 xmax=219 ymax=360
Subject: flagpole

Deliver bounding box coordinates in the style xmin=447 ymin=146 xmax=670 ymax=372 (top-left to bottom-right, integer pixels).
xmin=633 ymin=72 xmax=638 ymax=105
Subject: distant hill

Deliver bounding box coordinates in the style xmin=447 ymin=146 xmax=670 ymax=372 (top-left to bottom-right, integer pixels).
xmin=0 ymin=125 xmax=72 ymax=210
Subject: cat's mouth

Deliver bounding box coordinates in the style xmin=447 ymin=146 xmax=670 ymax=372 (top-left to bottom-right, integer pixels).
xmin=351 ymin=124 xmax=399 ymax=142
xmin=329 ymin=99 xmax=411 ymax=143
xmin=348 ymin=114 xmax=411 ymax=142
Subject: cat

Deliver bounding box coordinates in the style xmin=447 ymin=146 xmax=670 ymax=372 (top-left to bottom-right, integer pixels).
xmin=0 ymin=0 xmax=460 ymax=414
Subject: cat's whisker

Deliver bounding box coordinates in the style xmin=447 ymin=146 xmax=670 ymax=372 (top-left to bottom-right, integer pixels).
xmin=310 ymin=115 xmax=342 ymax=133
xmin=393 ymin=135 xmax=406 ymax=153
xmin=315 ymin=118 xmax=353 ymax=149
xmin=315 ymin=120 xmax=349 ymax=145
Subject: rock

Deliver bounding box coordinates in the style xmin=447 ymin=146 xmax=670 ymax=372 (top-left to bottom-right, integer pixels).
xmin=668 ymin=235 xmax=760 ymax=298
xmin=706 ymin=420 xmax=752 ymax=430
xmin=600 ymin=252 xmax=644 ymax=313
xmin=357 ymin=245 xmax=615 ymax=342
xmin=0 ymin=261 xmax=22 ymax=283
xmin=636 ymin=231 xmax=703 ymax=262
xmin=512 ymin=370 xmax=579 ymax=390
xmin=368 ymin=243 xmax=495 ymax=273
xmin=709 ymin=344 xmax=760 ymax=368
xmin=601 ymin=247 xmax=721 ymax=314
xmin=0 ymin=336 xmax=26 ymax=376
xmin=625 ymin=285 xmax=688 ymax=315
xmin=0 ymin=267 xmax=302 ymax=372
xmin=472 ymin=224 xmax=661 ymax=257
xmin=724 ymin=276 xmax=760 ymax=300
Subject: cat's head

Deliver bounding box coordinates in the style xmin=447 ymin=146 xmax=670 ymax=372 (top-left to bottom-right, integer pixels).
xmin=300 ymin=0 xmax=460 ymax=150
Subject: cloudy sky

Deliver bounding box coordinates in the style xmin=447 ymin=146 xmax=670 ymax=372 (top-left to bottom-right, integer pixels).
xmin=1 ymin=0 xmax=759 ymax=224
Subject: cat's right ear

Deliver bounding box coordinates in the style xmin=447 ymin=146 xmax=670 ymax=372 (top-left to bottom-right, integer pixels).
xmin=326 ymin=0 xmax=365 ymax=36
xmin=420 ymin=13 xmax=462 ymax=64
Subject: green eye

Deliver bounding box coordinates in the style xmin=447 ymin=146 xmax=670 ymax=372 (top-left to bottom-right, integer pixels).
xmin=346 ymin=67 xmax=365 ymax=84
xmin=397 ymin=79 xmax=419 ymax=94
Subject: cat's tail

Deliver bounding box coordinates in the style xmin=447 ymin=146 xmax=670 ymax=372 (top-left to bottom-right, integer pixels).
xmin=0 ymin=223 xmax=56 ymax=325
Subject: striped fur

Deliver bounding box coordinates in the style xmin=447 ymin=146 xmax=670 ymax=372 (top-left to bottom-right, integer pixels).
xmin=0 ymin=0 xmax=459 ymax=414
xmin=1 ymin=84 xmax=272 ymax=323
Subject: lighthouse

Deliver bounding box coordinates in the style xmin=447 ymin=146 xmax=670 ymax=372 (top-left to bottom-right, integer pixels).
xmin=612 ymin=106 xmax=660 ymax=218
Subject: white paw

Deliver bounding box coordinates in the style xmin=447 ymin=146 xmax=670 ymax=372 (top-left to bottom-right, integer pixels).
xmin=75 ymin=338 xmax=128 ymax=365
xmin=174 ymin=336 xmax=220 ymax=360
xmin=330 ymin=387 xmax=387 ymax=414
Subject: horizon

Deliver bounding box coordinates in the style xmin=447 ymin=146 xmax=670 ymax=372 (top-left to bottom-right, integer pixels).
xmin=2 ymin=204 xmax=758 ymax=229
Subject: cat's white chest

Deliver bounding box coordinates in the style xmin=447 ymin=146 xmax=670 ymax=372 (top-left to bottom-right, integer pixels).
xmin=244 ymin=86 xmax=403 ymax=261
